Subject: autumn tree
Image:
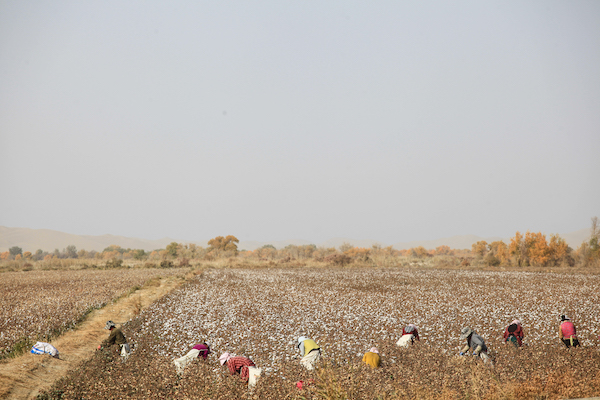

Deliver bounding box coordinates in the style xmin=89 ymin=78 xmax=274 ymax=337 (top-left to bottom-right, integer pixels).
xmin=434 ymin=245 xmax=454 ymax=256
xmin=548 ymin=234 xmax=572 ymax=266
xmin=509 ymin=232 xmax=527 ymax=267
xmin=410 ymin=246 xmax=430 ymax=258
xmin=208 ymin=235 xmax=239 ymax=256
xmin=471 ymin=241 xmax=488 ymax=258
xmin=23 ymin=251 xmax=33 ymax=260
xmin=257 ymin=244 xmax=277 ymax=260
xmin=348 ymin=247 xmax=371 ymax=262
xmin=525 ymin=232 xmax=550 ymax=267
xmin=487 ymin=241 xmax=509 ymax=265
xmin=282 ymin=244 xmax=316 ymax=259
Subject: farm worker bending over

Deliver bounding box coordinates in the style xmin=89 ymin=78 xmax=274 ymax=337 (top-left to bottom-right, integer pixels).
xmin=298 ymin=336 xmax=322 ymax=371
xmin=219 ymin=352 xmax=262 ymax=388
xmin=459 ymin=327 xmax=492 ymax=364
xmin=503 ymin=320 xmax=525 ymax=347
xmin=396 ymin=324 xmax=420 ymax=347
xmin=100 ymin=320 xmax=131 ymax=359
xmin=173 ymin=342 xmax=211 ymax=375
xmin=31 ymin=342 xmax=60 ymax=358
xmin=362 ymin=347 xmax=380 ymax=368
xmin=559 ymin=315 xmax=580 ymax=348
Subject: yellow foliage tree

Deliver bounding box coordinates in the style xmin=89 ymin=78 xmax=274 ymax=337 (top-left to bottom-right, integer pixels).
xmin=525 ymin=232 xmax=549 ymax=266
xmin=435 ymin=245 xmax=454 ymax=256
xmin=509 ymin=231 xmax=527 ymax=267
xmin=410 ymin=246 xmax=430 ymax=258
xmin=208 ymin=235 xmax=239 ymax=255
xmin=345 ymin=247 xmax=371 ymax=261
xmin=488 ymin=241 xmax=509 ymax=265
xmin=471 ymin=241 xmax=488 ymax=258
xmin=548 ymin=234 xmax=570 ymax=266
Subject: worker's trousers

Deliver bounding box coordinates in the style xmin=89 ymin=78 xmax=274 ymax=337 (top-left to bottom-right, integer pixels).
xmin=120 ymin=343 xmax=131 ymax=360
xmin=301 ymin=349 xmax=321 ymax=371
xmin=396 ymin=334 xmax=414 ymax=348
xmin=477 ymin=351 xmax=492 ymax=364
xmin=173 ymin=349 xmax=200 ymax=374
xmin=247 ymin=366 xmax=262 ymax=388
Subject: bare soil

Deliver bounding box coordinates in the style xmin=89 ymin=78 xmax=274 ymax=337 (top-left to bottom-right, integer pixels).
xmin=0 ymin=276 xmax=184 ymax=400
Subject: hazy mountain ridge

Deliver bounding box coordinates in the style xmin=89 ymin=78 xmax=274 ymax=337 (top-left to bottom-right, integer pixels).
xmin=0 ymin=226 xmax=591 ymax=253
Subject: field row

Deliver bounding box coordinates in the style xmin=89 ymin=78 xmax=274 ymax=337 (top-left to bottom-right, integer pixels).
xmin=0 ymin=268 xmax=188 ymax=356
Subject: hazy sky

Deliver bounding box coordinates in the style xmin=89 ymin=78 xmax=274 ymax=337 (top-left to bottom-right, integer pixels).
xmin=1 ymin=1 xmax=599 ymax=244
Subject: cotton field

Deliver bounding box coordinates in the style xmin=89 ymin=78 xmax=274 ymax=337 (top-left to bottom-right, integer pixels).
xmin=0 ymin=268 xmax=188 ymax=357
xmin=38 ymin=267 xmax=600 ymax=399
xmin=131 ymin=268 xmax=600 ymax=367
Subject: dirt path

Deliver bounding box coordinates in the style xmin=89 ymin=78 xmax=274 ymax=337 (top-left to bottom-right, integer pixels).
xmin=0 ymin=276 xmax=184 ymax=400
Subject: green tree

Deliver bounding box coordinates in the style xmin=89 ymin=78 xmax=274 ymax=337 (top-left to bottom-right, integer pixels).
xmin=166 ymin=242 xmax=179 ymax=258
xmin=132 ymin=249 xmax=147 ymax=260
xmin=9 ymin=246 xmax=22 ymax=257
xmin=65 ymin=245 xmax=78 ymax=258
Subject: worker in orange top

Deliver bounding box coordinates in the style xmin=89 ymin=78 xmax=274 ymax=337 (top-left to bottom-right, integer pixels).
xmin=362 ymin=347 xmax=381 ymax=368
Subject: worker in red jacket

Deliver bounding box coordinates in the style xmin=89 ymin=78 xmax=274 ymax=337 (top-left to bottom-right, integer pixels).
xmin=503 ymin=319 xmax=525 ymax=347
xmin=559 ymin=315 xmax=580 ymax=348
xmin=396 ymin=324 xmax=420 ymax=347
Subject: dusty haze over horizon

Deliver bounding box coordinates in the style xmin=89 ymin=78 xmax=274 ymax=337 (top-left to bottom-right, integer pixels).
xmin=1 ymin=1 xmax=598 ymax=245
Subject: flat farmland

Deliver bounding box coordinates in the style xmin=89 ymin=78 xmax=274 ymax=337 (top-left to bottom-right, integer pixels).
xmin=41 ymin=268 xmax=600 ymax=399
xmin=0 ymin=268 xmax=189 ymax=357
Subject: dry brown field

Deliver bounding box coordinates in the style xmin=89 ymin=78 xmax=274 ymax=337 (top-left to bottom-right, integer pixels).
xmin=34 ymin=267 xmax=600 ymax=399
xmin=0 ymin=268 xmax=189 ymax=358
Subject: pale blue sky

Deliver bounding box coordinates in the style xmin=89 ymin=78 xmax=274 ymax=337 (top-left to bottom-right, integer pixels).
xmin=1 ymin=1 xmax=598 ymax=244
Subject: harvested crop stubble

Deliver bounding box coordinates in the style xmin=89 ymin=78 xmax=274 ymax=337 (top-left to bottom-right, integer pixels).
xmin=41 ymin=268 xmax=600 ymax=399
xmin=0 ymin=268 xmax=188 ymax=357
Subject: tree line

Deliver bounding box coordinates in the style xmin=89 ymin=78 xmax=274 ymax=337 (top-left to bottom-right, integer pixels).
xmin=2 ymin=219 xmax=599 ymax=268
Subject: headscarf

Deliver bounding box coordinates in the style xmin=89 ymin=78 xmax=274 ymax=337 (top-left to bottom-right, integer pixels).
xmin=219 ymin=352 xmax=231 ymax=365
xmin=460 ymin=327 xmax=473 ymax=340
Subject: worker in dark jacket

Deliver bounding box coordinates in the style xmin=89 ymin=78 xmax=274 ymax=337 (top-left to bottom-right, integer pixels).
xmin=100 ymin=320 xmax=131 ymax=358
xmin=460 ymin=327 xmax=492 ymax=364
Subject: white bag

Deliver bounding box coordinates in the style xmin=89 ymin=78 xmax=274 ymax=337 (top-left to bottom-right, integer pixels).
xmin=31 ymin=342 xmax=59 ymax=358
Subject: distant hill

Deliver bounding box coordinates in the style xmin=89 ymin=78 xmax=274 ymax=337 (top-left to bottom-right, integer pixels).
xmin=0 ymin=226 xmax=592 ymax=253
xmin=0 ymin=226 xmax=188 ymax=252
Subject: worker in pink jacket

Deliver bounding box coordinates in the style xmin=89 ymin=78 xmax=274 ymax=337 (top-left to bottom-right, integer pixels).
xmin=559 ymin=315 xmax=580 ymax=348
xmin=173 ymin=342 xmax=211 ymax=375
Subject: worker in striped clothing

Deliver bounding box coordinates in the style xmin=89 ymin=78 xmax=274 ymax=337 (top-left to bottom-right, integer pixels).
xmin=219 ymin=352 xmax=262 ymax=388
